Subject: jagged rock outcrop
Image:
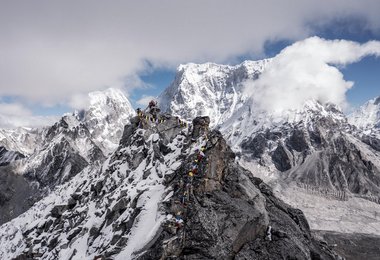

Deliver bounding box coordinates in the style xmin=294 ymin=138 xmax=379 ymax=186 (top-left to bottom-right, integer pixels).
xmin=139 ymin=116 xmax=339 ymax=260
xmin=0 ymin=114 xmax=340 ymax=259
xmin=0 ymin=146 xmax=25 ymax=166
xmin=23 ymin=115 xmax=104 ymax=189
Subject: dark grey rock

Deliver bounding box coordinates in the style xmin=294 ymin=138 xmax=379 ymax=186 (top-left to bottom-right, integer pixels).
xmin=191 ymin=116 xmax=210 ymax=140
xmin=50 ymin=205 xmax=67 ymax=218
xmin=241 ymin=133 xmax=267 ymax=158
xmin=0 ymin=166 xmax=39 ymax=225
xmin=67 ymin=227 xmax=82 ymax=241
xmin=272 ymin=143 xmax=292 ymax=171
xmin=362 ymin=134 xmax=380 ymax=152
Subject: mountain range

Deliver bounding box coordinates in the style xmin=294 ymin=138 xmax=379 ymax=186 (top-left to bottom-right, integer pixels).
xmin=0 ymin=59 xmax=379 ymax=259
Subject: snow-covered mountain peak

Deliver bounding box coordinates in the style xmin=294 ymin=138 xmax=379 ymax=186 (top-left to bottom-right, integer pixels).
xmin=86 ymin=88 xmax=134 ymax=121
xmin=177 ymin=59 xmax=272 ymax=82
xmin=88 ymin=88 xmax=130 ymax=108
xmin=74 ymin=88 xmax=135 ymax=154
xmin=348 ymin=95 xmax=380 ymax=129
xmin=159 ymin=59 xmax=271 ymax=127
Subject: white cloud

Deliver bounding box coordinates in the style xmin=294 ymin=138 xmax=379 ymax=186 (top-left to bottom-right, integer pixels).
xmin=243 ymin=37 xmax=380 ymax=113
xmin=68 ymin=93 xmax=91 ymax=111
xmin=136 ymin=95 xmax=156 ymax=107
xmin=0 ymin=103 xmax=32 ymax=117
xmin=0 ymin=102 xmax=58 ymax=128
xmin=0 ymin=0 xmax=380 ymax=108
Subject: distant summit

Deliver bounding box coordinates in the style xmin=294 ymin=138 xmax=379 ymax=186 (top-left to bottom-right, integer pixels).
xmin=348 ymin=96 xmax=380 ymax=130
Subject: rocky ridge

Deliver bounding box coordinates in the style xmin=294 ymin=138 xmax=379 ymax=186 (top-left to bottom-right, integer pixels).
xmin=0 ymin=114 xmax=340 ymax=259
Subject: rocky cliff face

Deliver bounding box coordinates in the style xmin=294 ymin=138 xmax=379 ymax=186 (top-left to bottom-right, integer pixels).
xmin=238 ymin=103 xmax=380 ymax=199
xmin=0 ymin=165 xmax=38 ymax=226
xmin=140 ymin=119 xmax=339 ymax=260
xmin=0 ymin=115 xmax=340 ymax=259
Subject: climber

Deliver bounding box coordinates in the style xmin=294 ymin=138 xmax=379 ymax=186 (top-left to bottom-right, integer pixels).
xmin=194 ymin=149 xmax=205 ymax=163
xmin=175 ymin=213 xmax=184 ymax=229
xmin=147 ymin=100 xmax=160 ymax=120
xmin=136 ymin=107 xmax=142 ymax=117
xmin=175 ymin=211 xmax=182 ymax=219
xmin=188 ymin=171 xmax=194 ymax=182
xmin=173 ymin=180 xmax=181 ymax=195
xmin=148 ymin=100 xmax=156 ymax=109
xmin=197 ymin=152 xmax=204 ymax=162
xmin=180 ymin=193 xmax=187 ymax=205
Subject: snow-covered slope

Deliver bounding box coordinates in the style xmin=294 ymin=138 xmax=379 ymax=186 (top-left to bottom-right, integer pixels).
xmin=0 ymin=127 xmax=43 ymax=156
xmin=220 ymin=99 xmax=347 ymax=148
xmin=0 ymin=115 xmax=188 ymax=259
xmin=158 ymin=59 xmax=271 ymax=127
xmin=348 ymin=96 xmax=380 ymax=130
xmin=0 ymin=88 xmax=135 ymax=224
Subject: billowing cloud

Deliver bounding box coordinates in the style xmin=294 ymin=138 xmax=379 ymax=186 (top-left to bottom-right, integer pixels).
xmin=243 ymin=37 xmax=380 ymax=113
xmin=0 ymin=0 xmax=380 ymax=108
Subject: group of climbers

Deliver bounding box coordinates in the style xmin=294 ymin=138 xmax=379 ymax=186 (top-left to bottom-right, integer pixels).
xmin=136 ymin=100 xmax=188 ymax=127
xmin=137 ymin=100 xmax=210 ymax=233
xmin=169 ymin=142 xmax=207 ymax=233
